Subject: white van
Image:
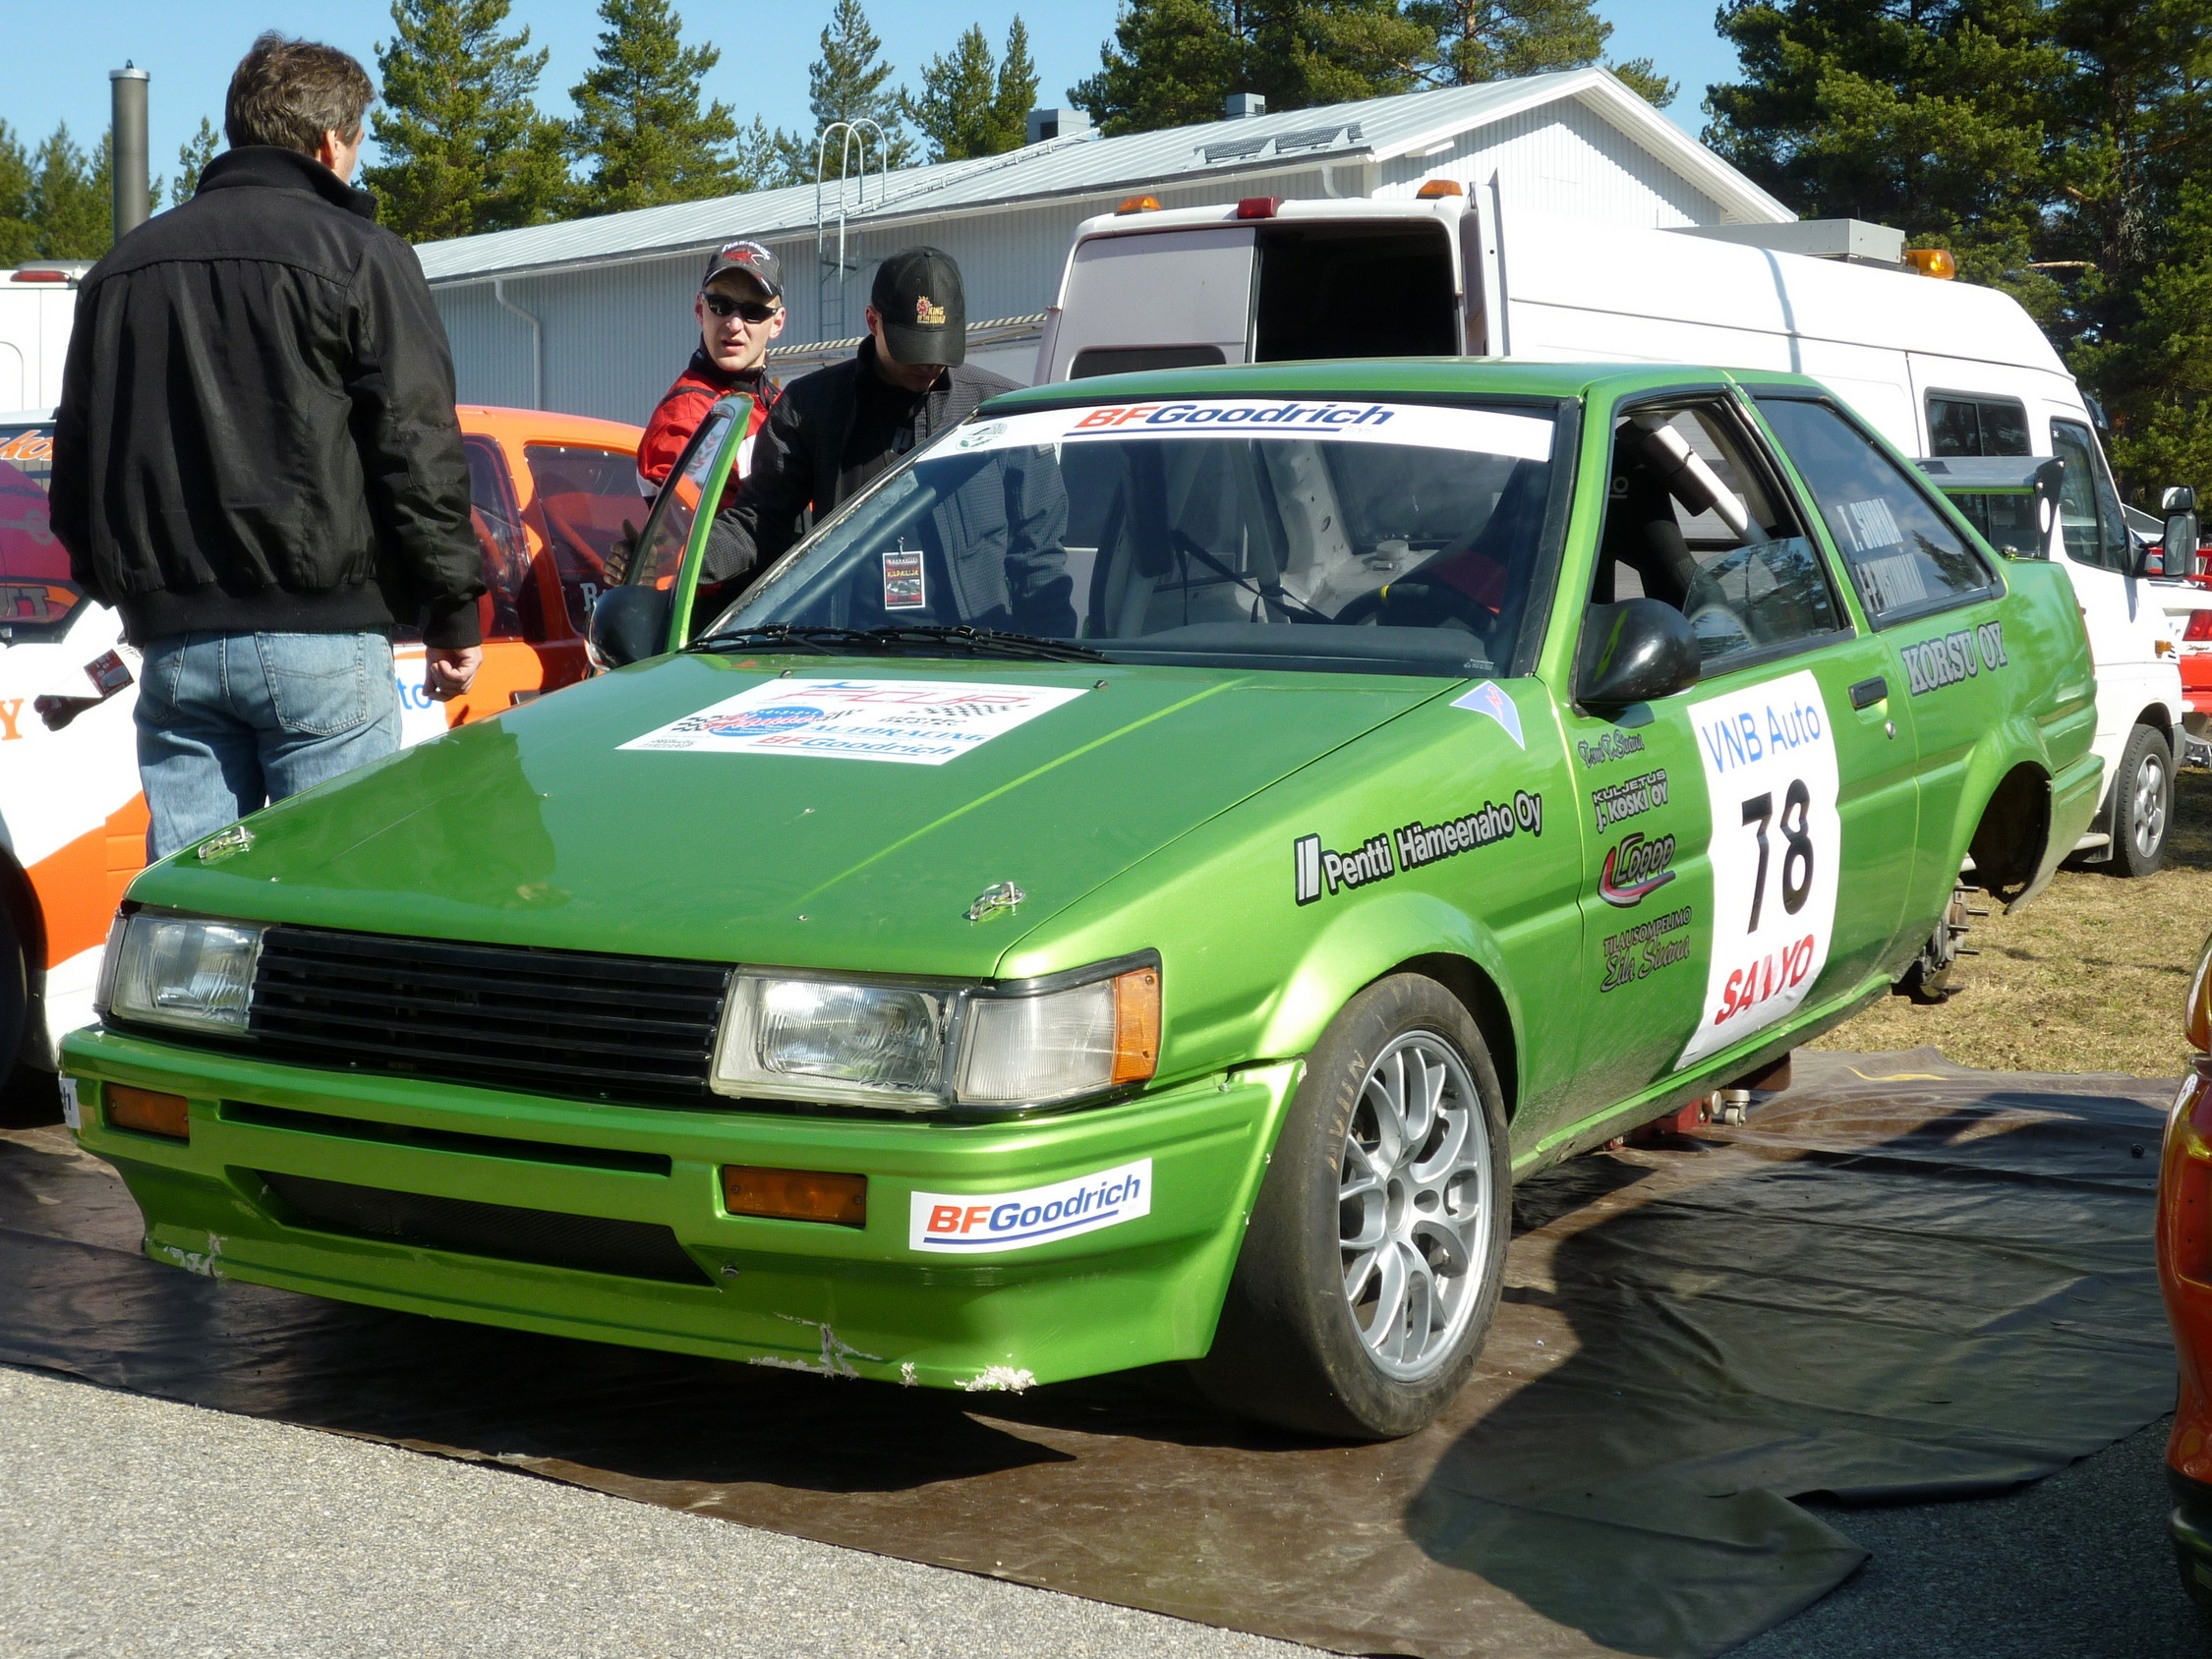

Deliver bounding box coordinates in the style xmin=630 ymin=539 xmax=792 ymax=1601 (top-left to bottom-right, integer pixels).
xmin=1036 ymin=193 xmax=2185 ymax=871
xmin=0 ymin=263 xmax=88 ymax=413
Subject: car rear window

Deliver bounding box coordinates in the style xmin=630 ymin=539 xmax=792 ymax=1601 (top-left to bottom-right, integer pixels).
xmin=0 ymin=424 xmax=83 ymax=645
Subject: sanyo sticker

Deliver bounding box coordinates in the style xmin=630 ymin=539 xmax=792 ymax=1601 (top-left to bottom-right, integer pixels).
xmin=620 ymin=677 xmax=1084 ymax=766
xmin=909 ymin=1160 xmax=1151 ymax=1252
xmin=1676 ymin=668 xmax=1841 ymax=1069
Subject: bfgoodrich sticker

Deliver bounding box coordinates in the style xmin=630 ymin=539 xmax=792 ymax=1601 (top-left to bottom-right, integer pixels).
xmin=909 ymin=1160 xmax=1151 ymax=1252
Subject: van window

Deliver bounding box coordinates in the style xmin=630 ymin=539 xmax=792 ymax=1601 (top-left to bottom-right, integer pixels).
xmin=1593 ymin=401 xmax=1842 ymax=670
xmin=1071 ymin=345 xmax=1227 ymax=379
xmin=1252 ymin=223 xmax=1456 ymax=363
xmin=1757 ymin=396 xmax=1997 ymax=623
xmin=1927 ymin=394 xmax=2030 ymax=457
xmin=2050 ymin=420 xmax=2135 ymax=574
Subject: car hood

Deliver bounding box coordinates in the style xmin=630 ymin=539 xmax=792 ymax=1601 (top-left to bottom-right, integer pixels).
xmin=132 ymin=654 xmax=1450 ymax=976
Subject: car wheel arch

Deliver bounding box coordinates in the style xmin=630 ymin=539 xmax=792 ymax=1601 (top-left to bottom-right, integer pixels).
xmin=1252 ymin=890 xmax=1526 ymax=1123
xmin=1965 ymin=761 xmax=2054 ymax=905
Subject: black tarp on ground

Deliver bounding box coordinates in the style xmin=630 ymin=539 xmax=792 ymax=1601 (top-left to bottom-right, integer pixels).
xmin=0 ymin=1051 xmax=2178 ymax=1658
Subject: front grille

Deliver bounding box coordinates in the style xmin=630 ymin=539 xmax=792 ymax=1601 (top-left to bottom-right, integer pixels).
xmin=249 ymin=927 xmax=728 ymax=1104
xmin=259 ymin=1171 xmax=714 ymax=1286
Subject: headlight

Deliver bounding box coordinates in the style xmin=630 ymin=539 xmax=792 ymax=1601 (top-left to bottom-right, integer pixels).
xmin=98 ymin=911 xmax=266 ymax=1035
xmin=710 ymin=954 xmax=1160 ymax=1113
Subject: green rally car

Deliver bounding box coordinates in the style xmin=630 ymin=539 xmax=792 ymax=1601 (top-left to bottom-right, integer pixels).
xmin=62 ymin=361 xmax=2100 ymax=1439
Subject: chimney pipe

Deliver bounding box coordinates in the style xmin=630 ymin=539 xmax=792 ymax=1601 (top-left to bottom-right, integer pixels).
xmin=110 ymin=63 xmax=149 ymax=242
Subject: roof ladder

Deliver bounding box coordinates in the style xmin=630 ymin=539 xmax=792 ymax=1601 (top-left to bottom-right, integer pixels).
xmin=815 ymin=121 xmax=889 ymax=344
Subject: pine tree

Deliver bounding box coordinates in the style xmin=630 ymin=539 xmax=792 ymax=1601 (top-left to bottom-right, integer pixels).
xmin=1408 ymin=0 xmax=1673 ymax=104
xmin=787 ymin=0 xmax=916 ymax=180
xmin=567 ymin=0 xmax=741 ymax=215
xmin=1070 ymin=0 xmax=1252 ymax=136
xmin=0 ymin=124 xmax=33 ymax=265
xmin=909 ymin=18 xmax=1040 ymax=161
xmin=171 ymin=117 xmax=219 ymax=208
xmin=368 ymin=0 xmax=571 ymax=240
xmin=29 ymin=124 xmax=110 ymax=258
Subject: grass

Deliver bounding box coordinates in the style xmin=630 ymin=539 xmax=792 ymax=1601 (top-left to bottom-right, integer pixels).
xmin=1808 ymin=765 xmax=2212 ymax=1078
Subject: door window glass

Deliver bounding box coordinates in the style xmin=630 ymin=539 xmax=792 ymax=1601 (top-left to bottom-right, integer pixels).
xmin=1927 ymin=394 xmax=2030 ymax=458
xmin=526 ymin=444 xmax=652 ymax=630
xmin=1593 ymin=402 xmax=1842 ymax=669
xmin=463 ymin=436 xmax=535 ymax=642
xmin=616 ymin=409 xmax=735 ymax=594
xmin=2050 ymin=420 xmax=2135 ymax=574
xmin=0 ymin=423 xmax=84 ymax=645
xmin=1756 ymin=396 xmax=1996 ymax=622
xmin=1253 ymin=223 xmax=1457 ymax=362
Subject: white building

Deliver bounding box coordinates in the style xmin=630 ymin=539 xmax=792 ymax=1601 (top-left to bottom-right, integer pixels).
xmin=417 ymin=68 xmax=1792 ymax=425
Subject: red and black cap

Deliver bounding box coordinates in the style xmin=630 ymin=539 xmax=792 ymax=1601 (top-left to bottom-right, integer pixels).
xmin=702 ymin=239 xmax=783 ymax=301
xmin=871 ymin=246 xmax=965 ymax=366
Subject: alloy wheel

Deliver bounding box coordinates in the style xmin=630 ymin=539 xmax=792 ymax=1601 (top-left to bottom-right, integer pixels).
xmin=2133 ymin=749 xmax=2169 ymax=861
xmin=1337 ymin=1031 xmax=1496 ymax=1381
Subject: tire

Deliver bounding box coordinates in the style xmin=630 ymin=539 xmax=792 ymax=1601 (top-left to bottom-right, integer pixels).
xmin=1191 ymin=974 xmax=1510 ymax=1440
xmin=1897 ymin=880 xmax=1973 ymax=1004
xmin=2111 ymin=721 xmax=2174 ymax=878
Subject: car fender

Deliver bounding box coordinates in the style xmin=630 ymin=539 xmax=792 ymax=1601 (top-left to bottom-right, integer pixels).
xmin=1251 ymin=887 xmax=1522 ymax=1098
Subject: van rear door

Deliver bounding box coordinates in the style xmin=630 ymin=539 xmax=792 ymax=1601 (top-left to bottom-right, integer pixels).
xmin=1053 ymin=227 xmax=1255 ymax=381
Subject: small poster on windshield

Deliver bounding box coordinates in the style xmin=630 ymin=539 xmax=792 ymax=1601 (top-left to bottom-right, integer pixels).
xmin=619 ymin=676 xmax=1085 ymax=766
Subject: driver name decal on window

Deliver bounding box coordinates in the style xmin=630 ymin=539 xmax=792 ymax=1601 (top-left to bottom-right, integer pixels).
xmin=1677 ymin=668 xmax=1842 ymax=1069
xmin=618 ymin=677 xmax=1085 ymax=766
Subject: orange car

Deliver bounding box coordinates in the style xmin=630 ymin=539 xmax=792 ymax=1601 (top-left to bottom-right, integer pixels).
xmin=0 ymin=404 xmax=643 ymax=1111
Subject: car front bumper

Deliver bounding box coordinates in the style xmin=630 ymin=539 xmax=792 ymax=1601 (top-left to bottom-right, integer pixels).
xmin=61 ymin=1025 xmax=1299 ymax=1392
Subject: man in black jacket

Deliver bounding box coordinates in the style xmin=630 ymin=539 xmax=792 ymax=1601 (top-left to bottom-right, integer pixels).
xmin=50 ymin=32 xmax=484 ymax=859
xmin=696 ymin=247 xmax=1060 ymax=624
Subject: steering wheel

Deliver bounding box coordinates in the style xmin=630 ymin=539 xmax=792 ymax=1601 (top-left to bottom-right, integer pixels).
xmin=1333 ymin=578 xmax=1492 ymax=635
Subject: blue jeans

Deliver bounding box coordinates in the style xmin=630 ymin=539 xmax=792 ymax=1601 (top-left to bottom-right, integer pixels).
xmin=138 ymin=631 xmax=402 ymax=860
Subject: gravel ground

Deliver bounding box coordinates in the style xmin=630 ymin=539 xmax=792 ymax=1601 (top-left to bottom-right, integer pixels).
xmin=0 ymin=1363 xmax=1318 ymax=1659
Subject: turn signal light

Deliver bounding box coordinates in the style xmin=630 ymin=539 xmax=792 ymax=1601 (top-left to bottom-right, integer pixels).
xmin=1116 ymin=195 xmax=1161 ymax=214
xmin=1235 ymin=197 xmax=1283 ymax=219
xmin=106 ymin=1084 xmax=190 ymax=1140
xmin=2185 ymin=610 xmax=2212 ymax=642
xmin=1904 ymin=249 xmax=1957 ymax=280
xmin=2188 ymin=936 xmax=2212 ymax=1053
xmin=1416 ymin=179 xmax=1466 ymax=199
xmin=723 ymin=1165 xmax=867 ymax=1228
xmin=1110 ymin=966 xmax=1162 ymax=1085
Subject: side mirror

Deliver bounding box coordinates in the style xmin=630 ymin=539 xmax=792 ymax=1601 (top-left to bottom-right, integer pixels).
xmin=2032 ymin=459 xmax=2066 ymax=554
xmin=2158 ymin=513 xmax=2198 ymax=578
xmin=1577 ymin=599 xmax=1700 ymax=710
xmin=587 ymin=583 xmax=673 ymax=669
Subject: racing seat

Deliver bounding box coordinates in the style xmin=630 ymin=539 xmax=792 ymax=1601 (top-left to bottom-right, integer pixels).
xmin=1595 ymin=456 xmax=1698 ymax=609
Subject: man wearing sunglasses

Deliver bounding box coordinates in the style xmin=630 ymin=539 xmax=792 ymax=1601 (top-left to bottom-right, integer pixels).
xmin=636 ymin=240 xmax=786 ymax=496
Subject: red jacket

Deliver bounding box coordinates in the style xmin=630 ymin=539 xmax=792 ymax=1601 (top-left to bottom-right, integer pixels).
xmin=636 ymin=352 xmax=778 ymax=496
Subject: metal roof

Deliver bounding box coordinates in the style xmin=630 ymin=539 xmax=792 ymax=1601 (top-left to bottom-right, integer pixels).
xmin=417 ymin=69 xmax=1792 ymax=286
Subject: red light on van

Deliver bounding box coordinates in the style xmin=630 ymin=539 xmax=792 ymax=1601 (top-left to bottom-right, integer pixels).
xmin=10 ymin=268 xmax=69 ymax=283
xmin=1416 ymin=179 xmax=1465 ymax=200
xmin=2184 ymin=609 xmax=2212 ymax=643
xmin=1235 ymin=198 xmax=1283 ymax=219
xmin=1115 ymin=195 xmax=1161 ymax=214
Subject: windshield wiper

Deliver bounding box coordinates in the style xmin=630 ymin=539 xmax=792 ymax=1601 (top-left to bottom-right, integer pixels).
xmin=687 ymin=623 xmax=1108 ymax=663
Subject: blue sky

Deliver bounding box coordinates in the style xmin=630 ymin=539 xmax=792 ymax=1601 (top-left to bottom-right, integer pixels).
xmin=2 ymin=2 xmax=1744 ymax=191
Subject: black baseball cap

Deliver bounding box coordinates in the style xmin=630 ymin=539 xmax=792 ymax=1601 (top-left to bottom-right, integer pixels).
xmin=702 ymin=239 xmax=783 ymax=301
xmin=872 ymin=246 xmax=965 ymax=366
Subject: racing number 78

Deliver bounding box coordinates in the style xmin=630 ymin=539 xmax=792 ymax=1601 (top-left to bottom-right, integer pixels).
xmin=1740 ymin=780 xmax=1815 ymax=932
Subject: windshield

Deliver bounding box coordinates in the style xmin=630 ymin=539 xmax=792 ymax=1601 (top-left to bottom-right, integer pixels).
xmin=0 ymin=423 xmax=82 ymax=645
xmin=713 ymin=397 xmax=1565 ymax=677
